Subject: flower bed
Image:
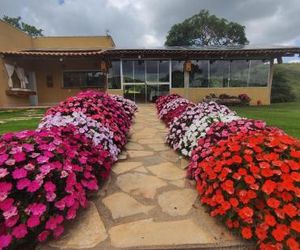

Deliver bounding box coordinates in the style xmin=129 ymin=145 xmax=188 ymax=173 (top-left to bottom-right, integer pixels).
xmin=155 ymin=94 xmax=300 ymax=249
xmin=0 ymin=90 xmax=137 ymax=249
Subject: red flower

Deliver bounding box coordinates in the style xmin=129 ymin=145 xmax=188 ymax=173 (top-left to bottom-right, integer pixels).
xmin=244 ymin=175 xmax=255 ymax=185
xmin=286 ymin=237 xmax=299 ymax=250
xmin=291 ymin=220 xmax=300 ymax=233
xmin=283 ymin=203 xmax=297 ymax=218
xmin=255 ymin=224 xmax=267 ymax=241
xmin=238 ymin=206 xmax=254 ymax=220
xmin=262 ymin=180 xmax=277 ymax=195
xmin=229 ymin=198 xmax=239 ymax=207
xmin=267 ymin=198 xmax=281 ymax=209
xmin=241 ymin=227 xmax=252 ymax=239
xmin=221 ymin=179 xmax=234 ymax=194
xmin=271 ymin=224 xmax=289 ymax=242
xmin=265 ymin=214 xmax=276 ymax=227
xmin=290 ymin=150 xmax=300 ymax=158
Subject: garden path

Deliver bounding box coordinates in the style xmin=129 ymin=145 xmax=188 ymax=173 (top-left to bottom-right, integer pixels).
xmin=38 ymin=104 xmax=252 ymax=250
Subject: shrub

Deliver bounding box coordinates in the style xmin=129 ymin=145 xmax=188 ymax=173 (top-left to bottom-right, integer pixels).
xmin=271 ymin=71 xmax=296 ymax=103
xmin=193 ymin=131 xmax=300 ymax=249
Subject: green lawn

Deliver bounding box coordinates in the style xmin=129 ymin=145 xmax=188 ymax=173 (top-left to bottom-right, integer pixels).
xmin=232 ymin=102 xmax=300 ymax=138
xmin=0 ymin=109 xmax=46 ymax=134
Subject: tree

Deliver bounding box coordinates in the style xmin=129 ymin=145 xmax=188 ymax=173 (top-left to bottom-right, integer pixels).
xmin=271 ymin=70 xmax=296 ymax=103
xmin=2 ymin=15 xmax=43 ymax=36
xmin=165 ymin=10 xmax=248 ymax=46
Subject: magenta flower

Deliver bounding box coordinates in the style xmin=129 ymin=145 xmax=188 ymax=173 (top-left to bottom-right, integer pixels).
xmin=27 ymin=215 xmax=40 ymax=228
xmin=28 ymin=203 xmax=46 ymax=216
xmin=0 ymin=168 xmax=8 ymax=178
xmin=13 ymin=151 xmax=26 ymax=162
xmin=16 ymin=178 xmax=30 ymax=190
xmin=37 ymin=230 xmax=50 ymax=242
xmin=0 ymin=234 xmax=12 ymax=248
xmin=12 ymin=224 xmax=28 ymax=239
xmin=0 ymin=154 xmax=9 ymax=165
xmin=27 ymin=180 xmax=41 ymax=193
xmin=44 ymin=181 xmax=56 ymax=192
xmin=12 ymin=168 xmax=27 ymax=179
xmin=36 ymin=155 xmax=49 ymax=164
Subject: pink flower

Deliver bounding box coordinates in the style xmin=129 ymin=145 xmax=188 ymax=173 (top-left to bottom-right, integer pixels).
xmin=12 ymin=168 xmax=27 ymax=179
xmin=0 ymin=154 xmax=9 ymax=165
xmin=0 ymin=168 xmax=8 ymax=178
xmin=54 ymin=199 xmax=65 ymax=210
xmin=66 ymin=208 xmax=77 ymax=220
xmin=22 ymin=143 xmax=34 ymax=152
xmin=53 ymin=225 xmax=64 ymax=238
xmin=0 ymin=234 xmax=12 ymax=248
xmin=37 ymin=155 xmax=49 ymax=164
xmin=44 ymin=181 xmax=56 ymax=192
xmin=27 ymin=215 xmax=40 ymax=228
xmin=27 ymin=180 xmax=41 ymax=193
xmin=46 ymin=192 xmax=56 ymax=202
xmin=5 ymin=158 xmax=15 ymax=166
xmin=12 ymin=224 xmax=28 ymax=239
xmin=38 ymin=230 xmax=50 ymax=242
xmin=5 ymin=214 xmax=19 ymax=227
xmin=0 ymin=198 xmax=14 ymax=211
xmin=16 ymin=178 xmax=30 ymax=190
xmin=13 ymin=152 xmax=26 ymax=162
xmin=3 ymin=206 xmax=18 ymax=220
xmin=28 ymin=203 xmax=46 ymax=216
xmin=24 ymin=163 xmax=35 ymax=170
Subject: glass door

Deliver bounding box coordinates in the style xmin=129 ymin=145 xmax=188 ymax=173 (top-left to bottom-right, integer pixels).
xmin=146 ymin=83 xmax=169 ymax=103
xmin=123 ymin=84 xmax=146 ymax=103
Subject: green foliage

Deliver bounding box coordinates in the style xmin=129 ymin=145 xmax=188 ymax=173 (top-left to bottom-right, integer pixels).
xmin=165 ymin=10 xmax=248 ymax=46
xmin=2 ymin=15 xmax=43 ymax=36
xmin=271 ymin=70 xmax=296 ymax=103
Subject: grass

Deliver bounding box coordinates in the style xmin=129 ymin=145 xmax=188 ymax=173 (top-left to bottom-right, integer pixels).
xmin=0 ymin=109 xmax=46 ymax=134
xmin=232 ymin=102 xmax=300 ymax=138
xmin=274 ymin=64 xmax=300 ymax=101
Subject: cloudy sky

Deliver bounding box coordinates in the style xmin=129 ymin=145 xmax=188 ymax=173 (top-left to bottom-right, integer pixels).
xmin=1 ymin=0 xmax=300 ymax=49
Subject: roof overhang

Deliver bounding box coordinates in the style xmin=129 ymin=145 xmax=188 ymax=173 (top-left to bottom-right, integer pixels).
xmin=1 ymin=46 xmax=300 ymax=60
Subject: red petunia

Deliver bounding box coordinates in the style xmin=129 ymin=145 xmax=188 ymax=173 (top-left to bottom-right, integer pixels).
xmin=265 ymin=214 xmax=276 ymax=227
xmin=290 ymin=220 xmax=300 ymax=233
xmin=255 ymin=224 xmax=267 ymax=241
xmin=244 ymin=175 xmax=255 ymax=185
xmin=262 ymin=180 xmax=277 ymax=195
xmin=283 ymin=203 xmax=297 ymax=218
xmin=241 ymin=227 xmax=252 ymax=239
xmin=238 ymin=206 xmax=254 ymax=220
xmin=221 ymin=179 xmax=234 ymax=194
xmin=290 ymin=150 xmax=300 ymax=158
xmin=271 ymin=224 xmax=289 ymax=242
xmin=267 ymin=198 xmax=281 ymax=209
xmin=286 ymin=237 xmax=299 ymax=250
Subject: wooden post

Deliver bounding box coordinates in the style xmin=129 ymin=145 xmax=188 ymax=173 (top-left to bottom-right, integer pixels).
xmin=268 ymin=59 xmax=274 ymax=105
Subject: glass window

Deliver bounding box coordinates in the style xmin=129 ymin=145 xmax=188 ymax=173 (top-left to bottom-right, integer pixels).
xmin=134 ymin=60 xmax=145 ymax=83
xmin=248 ymin=60 xmax=269 ymax=87
xmin=63 ymin=71 xmax=105 ymax=88
xmin=123 ymin=60 xmax=134 ymax=83
xmin=189 ymin=60 xmax=209 ymax=87
xmin=146 ymin=60 xmax=158 ymax=82
xmin=171 ymin=60 xmax=184 ymax=88
xmin=159 ymin=60 xmax=169 ymax=82
xmin=209 ymin=60 xmax=230 ymax=88
xmin=108 ymin=61 xmax=121 ymax=89
xmin=230 ymin=60 xmax=249 ymax=87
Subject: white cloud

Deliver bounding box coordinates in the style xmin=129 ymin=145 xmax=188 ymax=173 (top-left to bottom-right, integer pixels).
xmin=1 ymin=0 xmax=300 ymax=47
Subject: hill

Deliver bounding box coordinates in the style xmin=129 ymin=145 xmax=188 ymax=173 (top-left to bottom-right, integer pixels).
xmin=273 ymin=63 xmax=300 ymax=101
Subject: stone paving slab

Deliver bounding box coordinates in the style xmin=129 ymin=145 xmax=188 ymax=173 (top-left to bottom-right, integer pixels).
xmin=38 ymin=104 xmax=252 ymax=250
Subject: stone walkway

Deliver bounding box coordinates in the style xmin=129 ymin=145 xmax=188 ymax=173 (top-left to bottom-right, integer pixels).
xmin=38 ymin=104 xmax=252 ymax=250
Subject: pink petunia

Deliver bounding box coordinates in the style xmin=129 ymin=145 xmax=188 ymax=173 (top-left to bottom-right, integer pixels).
xmin=12 ymin=224 xmax=28 ymax=239
xmin=3 ymin=206 xmax=18 ymax=220
xmin=36 ymin=155 xmax=49 ymax=164
xmin=0 ymin=198 xmax=14 ymax=211
xmin=16 ymin=178 xmax=30 ymax=190
xmin=0 ymin=234 xmax=12 ymax=248
xmin=28 ymin=203 xmax=46 ymax=216
xmin=27 ymin=215 xmax=40 ymax=228
xmin=37 ymin=230 xmax=50 ymax=242
xmin=24 ymin=163 xmax=35 ymax=171
xmin=53 ymin=225 xmax=64 ymax=238
xmin=12 ymin=168 xmax=27 ymax=179
xmin=66 ymin=208 xmax=77 ymax=220
xmin=5 ymin=214 xmax=19 ymax=227
xmin=27 ymin=180 xmax=41 ymax=193
xmin=0 ymin=154 xmax=9 ymax=165
xmin=5 ymin=158 xmax=15 ymax=166
xmin=0 ymin=168 xmax=8 ymax=178
xmin=22 ymin=143 xmax=34 ymax=152
xmin=44 ymin=181 xmax=56 ymax=192
xmin=13 ymin=152 xmax=26 ymax=162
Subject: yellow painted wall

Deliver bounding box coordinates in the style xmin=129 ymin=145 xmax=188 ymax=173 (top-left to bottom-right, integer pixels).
xmin=170 ymin=87 xmax=271 ymax=105
xmin=32 ymin=58 xmax=113 ymax=105
xmin=32 ymin=36 xmax=115 ymax=49
xmin=0 ymin=21 xmax=34 ymax=107
xmin=106 ymin=89 xmax=123 ymax=95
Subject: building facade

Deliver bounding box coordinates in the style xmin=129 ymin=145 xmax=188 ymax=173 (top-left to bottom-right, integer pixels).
xmin=1 ymin=20 xmax=299 ymax=107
